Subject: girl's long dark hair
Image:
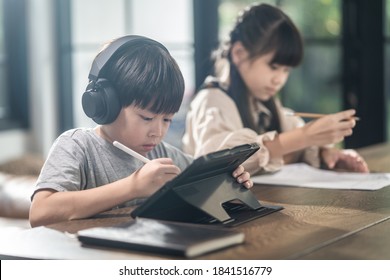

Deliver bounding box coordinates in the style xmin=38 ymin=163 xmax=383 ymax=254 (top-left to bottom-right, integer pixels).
xmin=213 ymin=3 xmax=303 ymax=133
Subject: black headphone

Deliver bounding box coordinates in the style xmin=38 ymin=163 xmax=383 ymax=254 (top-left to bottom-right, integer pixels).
xmin=82 ymin=35 xmax=144 ymax=124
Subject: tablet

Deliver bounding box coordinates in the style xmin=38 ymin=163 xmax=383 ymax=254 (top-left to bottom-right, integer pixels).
xmin=131 ymin=143 xmax=283 ymax=226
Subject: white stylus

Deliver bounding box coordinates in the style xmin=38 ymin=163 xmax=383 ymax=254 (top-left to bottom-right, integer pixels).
xmin=113 ymin=141 xmax=150 ymax=163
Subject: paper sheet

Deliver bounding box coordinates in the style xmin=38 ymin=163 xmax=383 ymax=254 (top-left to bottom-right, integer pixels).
xmin=252 ymin=163 xmax=390 ymax=190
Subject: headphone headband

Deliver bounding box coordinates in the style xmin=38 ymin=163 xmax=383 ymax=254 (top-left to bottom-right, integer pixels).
xmin=83 ymin=35 xmax=165 ymax=125
xmin=88 ymin=35 xmax=144 ymax=81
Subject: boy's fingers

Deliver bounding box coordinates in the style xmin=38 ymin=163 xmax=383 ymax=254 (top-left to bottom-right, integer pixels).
xmin=233 ymin=165 xmax=244 ymax=177
xmin=244 ymin=180 xmax=253 ymax=189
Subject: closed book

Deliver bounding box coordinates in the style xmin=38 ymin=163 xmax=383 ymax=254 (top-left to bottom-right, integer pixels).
xmin=77 ymin=218 xmax=245 ymax=258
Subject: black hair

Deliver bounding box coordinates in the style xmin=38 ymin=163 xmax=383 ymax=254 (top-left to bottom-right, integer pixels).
xmin=100 ymin=37 xmax=185 ymax=115
xmin=213 ymin=3 xmax=303 ymax=133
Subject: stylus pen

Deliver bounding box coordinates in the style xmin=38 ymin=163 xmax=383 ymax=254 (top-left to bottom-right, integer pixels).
xmin=113 ymin=141 xmax=150 ymax=163
xmin=285 ymin=111 xmax=360 ymax=121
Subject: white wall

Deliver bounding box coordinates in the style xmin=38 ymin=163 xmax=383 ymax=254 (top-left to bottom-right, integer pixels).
xmin=27 ymin=0 xmax=59 ymax=156
xmin=0 ymin=130 xmax=29 ymax=161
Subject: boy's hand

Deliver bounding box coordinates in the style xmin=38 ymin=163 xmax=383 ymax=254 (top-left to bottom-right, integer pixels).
xmin=232 ymin=165 xmax=253 ymax=188
xmin=132 ymin=158 xmax=181 ymax=197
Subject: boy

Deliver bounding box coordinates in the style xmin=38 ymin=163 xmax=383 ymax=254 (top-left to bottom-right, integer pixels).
xmin=29 ymin=35 xmax=252 ymax=227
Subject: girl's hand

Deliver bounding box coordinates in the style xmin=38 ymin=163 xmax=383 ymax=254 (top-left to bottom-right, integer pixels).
xmin=131 ymin=158 xmax=181 ymax=197
xmin=232 ymin=165 xmax=253 ymax=188
xmin=321 ymin=147 xmax=369 ymax=173
xmin=302 ymin=109 xmax=357 ymax=147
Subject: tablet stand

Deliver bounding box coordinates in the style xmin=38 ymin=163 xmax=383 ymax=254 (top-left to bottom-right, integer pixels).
xmin=131 ymin=143 xmax=283 ymax=226
xmin=174 ymin=173 xmax=282 ymax=226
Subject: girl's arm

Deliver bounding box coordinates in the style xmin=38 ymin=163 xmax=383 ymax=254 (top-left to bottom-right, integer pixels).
xmin=320 ymin=147 xmax=369 ymax=173
xmin=264 ymin=109 xmax=357 ymax=160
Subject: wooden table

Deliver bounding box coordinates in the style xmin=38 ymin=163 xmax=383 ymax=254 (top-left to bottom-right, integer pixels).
xmin=1 ymin=142 xmax=389 ymax=260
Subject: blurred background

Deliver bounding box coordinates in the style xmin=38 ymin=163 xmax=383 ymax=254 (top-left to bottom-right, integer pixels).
xmin=0 ymin=0 xmax=389 ymax=164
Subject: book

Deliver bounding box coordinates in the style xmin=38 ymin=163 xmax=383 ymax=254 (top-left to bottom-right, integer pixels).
xmin=77 ymin=218 xmax=245 ymax=258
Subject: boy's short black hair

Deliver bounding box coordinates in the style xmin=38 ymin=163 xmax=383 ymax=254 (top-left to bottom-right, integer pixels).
xmin=100 ymin=37 xmax=185 ymax=114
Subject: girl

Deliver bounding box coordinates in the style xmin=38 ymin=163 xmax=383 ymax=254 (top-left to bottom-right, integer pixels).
xmin=183 ymin=3 xmax=368 ymax=175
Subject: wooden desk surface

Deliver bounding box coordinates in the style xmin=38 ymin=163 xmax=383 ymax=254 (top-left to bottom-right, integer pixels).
xmin=1 ymin=142 xmax=389 ymax=260
xmin=356 ymin=142 xmax=390 ymax=173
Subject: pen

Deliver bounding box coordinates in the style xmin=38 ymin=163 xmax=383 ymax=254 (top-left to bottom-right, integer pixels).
xmin=285 ymin=111 xmax=360 ymax=121
xmin=113 ymin=141 xmax=150 ymax=163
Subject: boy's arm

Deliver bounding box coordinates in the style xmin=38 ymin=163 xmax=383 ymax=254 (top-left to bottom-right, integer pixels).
xmin=30 ymin=158 xmax=181 ymax=227
xmin=30 ymin=175 xmax=142 ymax=227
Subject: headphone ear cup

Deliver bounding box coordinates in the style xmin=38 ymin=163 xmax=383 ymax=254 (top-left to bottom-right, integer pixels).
xmin=82 ymin=78 xmax=121 ymax=124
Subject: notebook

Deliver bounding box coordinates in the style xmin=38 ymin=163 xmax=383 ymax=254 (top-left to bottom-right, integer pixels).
xmin=131 ymin=143 xmax=283 ymax=226
xmin=77 ymin=218 xmax=245 ymax=258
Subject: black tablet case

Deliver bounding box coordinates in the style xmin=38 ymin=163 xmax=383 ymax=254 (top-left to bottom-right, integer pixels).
xmin=131 ymin=143 xmax=283 ymax=226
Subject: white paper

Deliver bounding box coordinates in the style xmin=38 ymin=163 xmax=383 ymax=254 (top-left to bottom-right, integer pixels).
xmin=252 ymin=163 xmax=390 ymax=190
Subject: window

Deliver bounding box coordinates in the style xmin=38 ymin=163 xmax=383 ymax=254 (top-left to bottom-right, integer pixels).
xmin=0 ymin=0 xmax=9 ymax=122
xmin=277 ymin=1 xmax=342 ymax=115
xmin=386 ymin=0 xmax=390 ymax=140
xmin=0 ymin=0 xmax=29 ymax=130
